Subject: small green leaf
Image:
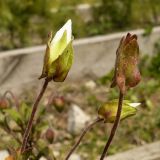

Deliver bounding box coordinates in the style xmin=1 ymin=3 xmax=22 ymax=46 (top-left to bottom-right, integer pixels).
xmin=0 ymin=111 xmax=5 ymax=123
xmin=19 ymin=102 xmax=31 ymax=122
xmin=36 ymin=121 xmax=48 ymax=133
xmin=36 ymin=139 xmax=48 ymax=152
xmin=98 ymin=99 xmax=140 ymax=123
xmin=5 ymin=108 xmax=22 ymax=124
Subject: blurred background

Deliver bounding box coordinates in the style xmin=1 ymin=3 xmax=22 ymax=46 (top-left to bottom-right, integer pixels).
xmin=0 ymin=0 xmax=160 ymax=160
xmin=0 ymin=0 xmax=160 ymax=50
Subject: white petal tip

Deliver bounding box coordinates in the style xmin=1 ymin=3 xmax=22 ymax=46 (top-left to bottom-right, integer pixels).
xmin=52 ymin=19 xmax=72 ymax=44
xmin=129 ymin=103 xmax=141 ymax=108
xmin=66 ymin=19 xmax=72 ymax=25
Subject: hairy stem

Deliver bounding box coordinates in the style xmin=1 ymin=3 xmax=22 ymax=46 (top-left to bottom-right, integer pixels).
xmin=20 ymin=79 xmax=49 ymax=153
xmin=100 ymin=91 xmax=124 ymax=160
xmin=65 ymin=118 xmax=103 ymax=160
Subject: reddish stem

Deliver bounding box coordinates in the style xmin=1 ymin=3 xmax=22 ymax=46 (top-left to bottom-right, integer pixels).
xmin=65 ymin=118 xmax=103 ymax=160
xmin=20 ymin=79 xmax=49 ymax=153
xmin=100 ymin=91 xmax=124 ymax=160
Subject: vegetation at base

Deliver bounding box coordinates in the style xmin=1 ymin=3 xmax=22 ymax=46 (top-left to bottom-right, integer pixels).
xmin=0 ymin=101 xmax=55 ymax=159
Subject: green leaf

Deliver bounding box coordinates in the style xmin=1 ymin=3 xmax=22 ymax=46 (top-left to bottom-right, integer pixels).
xmin=36 ymin=139 xmax=48 ymax=152
xmin=36 ymin=121 xmax=48 ymax=133
xmin=0 ymin=110 xmax=5 ymax=123
xmin=98 ymin=99 xmax=140 ymax=123
xmin=4 ymin=108 xmax=22 ymax=124
xmin=19 ymin=102 xmax=31 ymax=122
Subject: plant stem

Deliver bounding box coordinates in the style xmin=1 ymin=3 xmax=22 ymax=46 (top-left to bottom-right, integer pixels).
xmin=100 ymin=91 xmax=124 ymax=160
xmin=20 ymin=79 xmax=49 ymax=153
xmin=65 ymin=118 xmax=103 ymax=160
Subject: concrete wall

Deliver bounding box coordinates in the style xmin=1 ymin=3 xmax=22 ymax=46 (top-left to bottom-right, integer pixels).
xmin=107 ymin=141 xmax=160 ymax=160
xmin=0 ymin=27 xmax=160 ymax=92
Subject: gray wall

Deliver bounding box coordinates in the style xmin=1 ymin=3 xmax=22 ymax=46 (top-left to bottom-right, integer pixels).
xmin=0 ymin=27 xmax=160 ymax=92
xmin=107 ymin=141 xmax=160 ymax=160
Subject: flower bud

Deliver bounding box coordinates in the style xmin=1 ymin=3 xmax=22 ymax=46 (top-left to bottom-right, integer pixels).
xmin=0 ymin=98 xmax=9 ymax=109
xmin=53 ymin=96 xmax=65 ymax=112
xmin=39 ymin=19 xmax=74 ymax=82
xmin=111 ymin=33 xmax=141 ymax=93
xmin=98 ymin=100 xmax=140 ymax=123
xmin=45 ymin=128 xmax=54 ymax=144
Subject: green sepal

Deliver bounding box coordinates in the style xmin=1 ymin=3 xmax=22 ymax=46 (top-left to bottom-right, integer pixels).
xmin=49 ymin=39 xmax=74 ymax=81
xmin=98 ymin=100 xmax=139 ymax=123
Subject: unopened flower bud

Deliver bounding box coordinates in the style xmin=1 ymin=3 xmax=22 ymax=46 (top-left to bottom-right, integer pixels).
xmin=0 ymin=98 xmax=9 ymax=109
xmin=52 ymin=96 xmax=65 ymax=112
xmin=98 ymin=100 xmax=140 ymax=123
xmin=111 ymin=33 xmax=141 ymax=93
xmin=45 ymin=128 xmax=54 ymax=144
xmin=39 ymin=19 xmax=74 ymax=82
